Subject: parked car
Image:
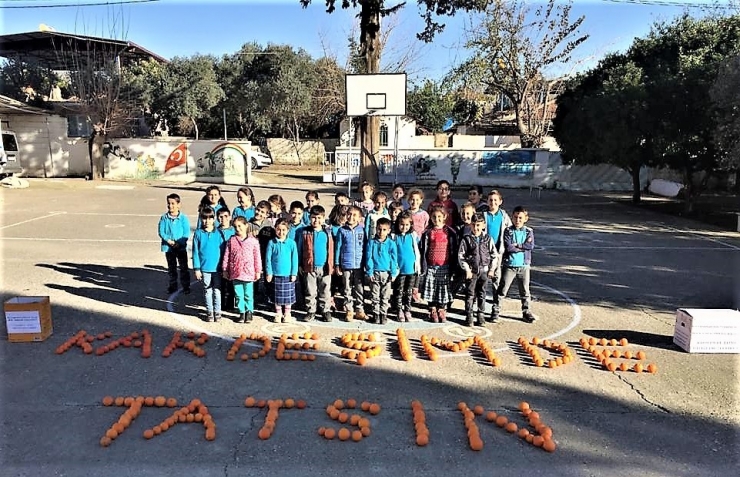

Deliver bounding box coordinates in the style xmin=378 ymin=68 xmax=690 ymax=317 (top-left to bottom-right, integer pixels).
xmin=0 ymin=128 xmax=22 ymax=178
xmin=248 ymin=150 xmax=272 ymax=170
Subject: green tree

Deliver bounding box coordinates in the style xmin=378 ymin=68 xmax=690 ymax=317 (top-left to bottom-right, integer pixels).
xmin=452 ymin=0 xmax=588 ymax=148
xmin=153 ymin=55 xmax=224 ymax=139
xmin=406 ymin=80 xmax=455 ymax=131
xmin=710 ymin=54 xmax=740 ymax=188
xmin=553 ymin=55 xmax=656 ymax=203
xmin=300 ymin=0 xmax=488 ymax=186
xmin=0 ymin=58 xmax=62 ymax=107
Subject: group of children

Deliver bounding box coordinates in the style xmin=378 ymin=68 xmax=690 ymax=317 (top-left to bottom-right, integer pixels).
xmin=157 ymin=180 xmax=535 ymax=326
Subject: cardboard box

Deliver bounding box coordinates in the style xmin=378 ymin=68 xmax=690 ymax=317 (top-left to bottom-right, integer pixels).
xmin=4 ymin=296 xmax=53 ymax=342
xmin=673 ymin=308 xmax=740 ymax=353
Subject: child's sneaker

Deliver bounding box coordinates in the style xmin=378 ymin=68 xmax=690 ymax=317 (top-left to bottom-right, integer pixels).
xmin=245 ymin=311 xmax=253 ymax=323
xmin=323 ymin=310 xmax=333 ymax=322
xmin=346 ymin=311 xmax=354 ymax=322
xmin=438 ymin=309 xmax=447 ymax=323
xmin=429 ymin=309 xmax=439 ymax=323
xmin=274 ymin=313 xmax=282 ymax=323
xmin=214 ymin=313 xmax=222 ymax=323
xmin=412 ymin=289 xmax=421 ymax=302
xmin=465 ymin=312 xmax=474 ymax=327
xmin=355 ymin=310 xmax=367 ymax=320
xmin=404 ymin=310 xmax=412 ymax=322
xmin=206 ymin=313 xmax=215 ymax=323
xmin=380 ymin=314 xmax=388 ymax=325
xmin=237 ymin=313 xmax=246 ymax=324
xmin=476 ymin=311 xmax=486 ymax=326
xmin=396 ymin=310 xmax=404 ymax=322
xmin=523 ymin=310 xmax=536 ymax=323
xmin=305 ymin=312 xmax=315 ymax=322
xmin=489 ymin=308 xmax=500 ymax=324
xmin=283 ymin=312 xmax=292 ymax=323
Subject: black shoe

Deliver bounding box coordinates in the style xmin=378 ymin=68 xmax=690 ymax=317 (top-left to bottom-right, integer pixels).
xmin=167 ymin=286 xmax=177 ymax=294
xmin=183 ymin=288 xmax=191 ymax=295
xmin=380 ymin=315 xmax=387 ymax=325
xmin=245 ymin=311 xmax=253 ymax=323
xmin=477 ymin=311 xmax=486 ymax=326
xmin=305 ymin=312 xmax=315 ymax=322
xmin=323 ymin=311 xmax=332 ymax=322
xmin=237 ymin=313 xmax=246 ymax=324
xmin=489 ymin=311 xmax=500 ymax=324
xmin=465 ymin=314 xmax=474 ymax=327
xmin=214 ymin=313 xmax=221 ymax=323
xmin=523 ymin=311 xmax=536 ymax=323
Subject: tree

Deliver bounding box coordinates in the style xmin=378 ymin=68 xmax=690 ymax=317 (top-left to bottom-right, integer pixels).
xmin=300 ymin=0 xmax=488 ymax=186
xmin=710 ymin=54 xmax=740 ymax=188
xmin=0 ymin=58 xmax=63 ymax=107
xmin=152 ymin=55 xmax=224 ymax=139
xmin=406 ymin=79 xmax=455 ymax=131
xmin=553 ymin=55 xmax=656 ymax=203
xmin=452 ymin=0 xmax=588 ymax=148
xmin=631 ymin=14 xmax=740 ymax=210
xmin=554 ymin=14 xmax=740 ymax=209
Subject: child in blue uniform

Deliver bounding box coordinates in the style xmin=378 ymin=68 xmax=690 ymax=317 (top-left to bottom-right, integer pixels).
xmin=491 ymin=206 xmax=535 ymax=323
xmin=158 ymin=193 xmax=191 ymax=294
xmin=192 ymin=206 xmax=224 ymax=322
xmin=365 ymin=217 xmax=398 ymax=324
xmin=265 ymin=218 xmax=299 ymax=323
xmin=197 ymin=185 xmax=227 ymax=228
xmin=393 ymin=211 xmax=420 ymax=322
xmin=217 ymin=208 xmax=236 ymax=312
xmin=232 ymin=187 xmax=256 ymax=222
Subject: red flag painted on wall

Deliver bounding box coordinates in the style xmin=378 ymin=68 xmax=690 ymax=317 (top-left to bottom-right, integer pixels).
xmin=164 ymin=143 xmax=188 ymax=172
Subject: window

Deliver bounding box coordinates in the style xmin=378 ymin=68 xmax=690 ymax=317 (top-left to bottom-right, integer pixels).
xmin=379 ymin=123 xmax=388 ymax=147
xmin=67 ymin=115 xmax=92 ymax=138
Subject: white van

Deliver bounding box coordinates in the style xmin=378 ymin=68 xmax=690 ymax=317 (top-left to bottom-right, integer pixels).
xmin=0 ymin=127 xmax=22 ymax=178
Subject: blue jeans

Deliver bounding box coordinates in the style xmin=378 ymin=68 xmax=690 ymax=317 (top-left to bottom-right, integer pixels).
xmin=202 ymin=272 xmax=222 ymax=314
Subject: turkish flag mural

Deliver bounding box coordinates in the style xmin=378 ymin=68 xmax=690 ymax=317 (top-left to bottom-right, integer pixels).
xmin=164 ymin=143 xmax=188 ymax=172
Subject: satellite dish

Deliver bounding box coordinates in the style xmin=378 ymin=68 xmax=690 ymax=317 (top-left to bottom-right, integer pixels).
xmin=39 ymin=24 xmax=56 ymax=32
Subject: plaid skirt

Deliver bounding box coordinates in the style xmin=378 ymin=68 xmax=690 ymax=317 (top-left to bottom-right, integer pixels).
xmin=421 ymin=265 xmax=452 ymax=305
xmin=273 ymin=275 xmax=296 ymax=306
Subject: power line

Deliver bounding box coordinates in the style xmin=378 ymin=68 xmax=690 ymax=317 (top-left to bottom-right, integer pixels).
xmin=0 ymin=0 xmax=159 ymax=8
xmin=600 ymin=0 xmax=736 ymax=8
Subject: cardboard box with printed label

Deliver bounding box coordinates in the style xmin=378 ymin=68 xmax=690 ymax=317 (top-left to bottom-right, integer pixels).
xmin=4 ymin=296 xmax=53 ymax=342
xmin=673 ymin=308 xmax=740 ymax=353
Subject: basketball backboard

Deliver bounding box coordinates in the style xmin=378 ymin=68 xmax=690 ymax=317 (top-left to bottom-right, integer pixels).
xmin=345 ymin=73 xmax=406 ymax=117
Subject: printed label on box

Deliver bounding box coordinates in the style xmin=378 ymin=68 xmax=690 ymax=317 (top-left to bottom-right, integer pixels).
xmin=6 ymin=311 xmax=42 ymax=333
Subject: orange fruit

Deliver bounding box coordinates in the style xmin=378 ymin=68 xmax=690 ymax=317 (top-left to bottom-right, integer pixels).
xmin=473 ymin=405 xmax=484 ymax=415
xmin=457 ymin=402 xmax=467 ymax=411
xmin=99 ymin=436 xmax=112 ymax=447
xmin=360 ymin=401 xmax=371 ymax=412
xmin=636 ymin=351 xmax=646 ymax=360
xmin=245 ymin=397 xmax=256 ymax=407
xmin=620 ymin=338 xmax=628 ymax=346
xmin=114 ymin=397 xmax=125 ymax=406
xmin=369 ymin=403 xmax=381 ymax=415
xmin=346 ymin=398 xmax=357 ymax=408
xmin=518 ymin=428 xmax=530 ymax=439
xmin=102 ymin=396 xmax=114 ymax=406
xmin=619 ymin=362 xmax=629 ymax=372
xmin=633 ymin=363 xmax=643 ymax=373
xmin=144 ymin=397 xmax=154 ymax=407
xmin=318 ymin=427 xmax=326 ymax=436
xmin=258 ymin=428 xmax=271 ymax=440
xmin=495 ymin=416 xmax=508 ymax=428
xmin=338 ymin=412 xmax=349 ymax=423
xmin=469 ymin=436 xmax=484 ymax=451
xmin=143 ymin=429 xmax=154 ymax=439
xmin=485 ymin=411 xmax=497 ymax=422
xmin=105 ymin=428 xmax=118 ymax=440
xmin=416 ymin=433 xmax=429 ymax=446
xmin=542 ymin=439 xmax=557 ymax=452
xmin=153 ymin=425 xmax=162 ymax=435
xmin=360 ymin=426 xmax=371 ymax=437
xmin=333 ymin=399 xmax=344 ymax=410
xmin=351 ymin=430 xmax=363 ymax=442
xmin=518 ymin=401 xmax=530 ymax=412
xmin=154 ymin=396 xmax=166 ymax=407
xmin=358 ymin=417 xmax=370 ymax=428
xmin=338 ymin=428 xmax=351 ymax=441
xmin=647 ymin=363 xmax=657 ymax=374
xmin=505 ymin=422 xmax=518 ymax=433
xmin=532 ymin=435 xmax=544 ymax=447
xmin=540 ymin=426 xmax=553 ymax=439
xmin=350 ymin=414 xmax=361 ymax=426
xmin=296 ymin=400 xmax=307 ymax=409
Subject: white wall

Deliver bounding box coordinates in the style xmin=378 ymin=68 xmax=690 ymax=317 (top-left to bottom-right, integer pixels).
xmin=0 ymin=113 xmax=82 ymax=177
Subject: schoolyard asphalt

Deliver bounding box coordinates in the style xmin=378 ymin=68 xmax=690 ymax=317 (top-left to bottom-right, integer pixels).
xmin=0 ymin=174 xmax=738 ymax=477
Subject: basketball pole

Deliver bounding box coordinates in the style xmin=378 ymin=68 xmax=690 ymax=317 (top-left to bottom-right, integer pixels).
xmin=347 ymin=116 xmax=352 ymax=197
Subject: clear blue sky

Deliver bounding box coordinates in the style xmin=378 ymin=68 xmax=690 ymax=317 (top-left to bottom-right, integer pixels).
xmin=0 ymin=0 xmax=733 ymax=82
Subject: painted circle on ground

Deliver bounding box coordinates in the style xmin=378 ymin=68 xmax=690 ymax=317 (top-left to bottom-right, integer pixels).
xmin=104 ymin=224 xmax=125 ymax=228
xmin=442 ymin=324 xmax=493 ymax=339
xmin=165 ymin=281 xmax=581 ymax=360
xmin=261 ymin=322 xmax=310 ymax=336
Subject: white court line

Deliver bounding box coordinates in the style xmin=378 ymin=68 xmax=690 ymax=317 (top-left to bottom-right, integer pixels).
xmin=64 ymin=212 xmax=161 ymax=217
xmin=0 ymin=237 xmax=159 ymax=243
xmin=539 ymin=245 xmax=735 ymax=251
xmin=658 ymin=224 xmax=740 ymax=251
xmin=0 ymin=211 xmax=66 ymax=230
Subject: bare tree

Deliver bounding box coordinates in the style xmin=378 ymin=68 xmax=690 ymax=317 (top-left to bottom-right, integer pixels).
xmin=452 ymin=0 xmax=588 ymax=147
